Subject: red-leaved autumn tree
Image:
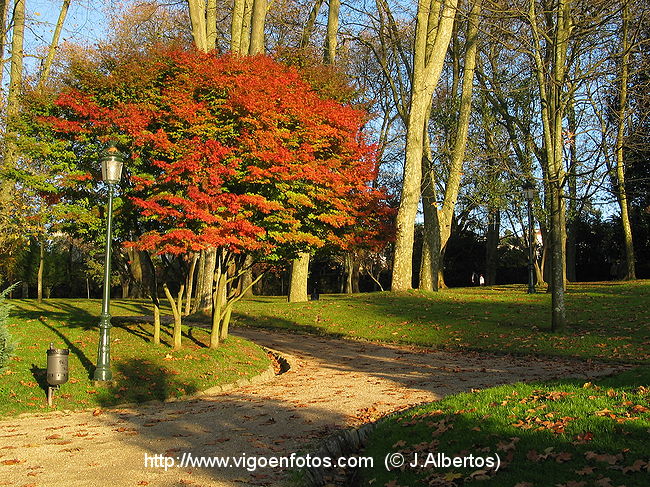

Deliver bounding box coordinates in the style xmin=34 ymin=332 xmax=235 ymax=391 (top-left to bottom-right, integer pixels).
xmin=44 ymin=48 xmax=390 ymax=348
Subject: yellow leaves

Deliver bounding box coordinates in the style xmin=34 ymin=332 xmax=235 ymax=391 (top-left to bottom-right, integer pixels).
xmin=285 ymin=191 xmax=314 ymax=208
xmin=511 ymin=414 xmax=575 ymax=434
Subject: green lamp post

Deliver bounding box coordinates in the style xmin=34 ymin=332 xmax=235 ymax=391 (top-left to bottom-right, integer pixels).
xmin=93 ymin=144 xmax=124 ymax=382
xmin=523 ymin=181 xmax=537 ymax=294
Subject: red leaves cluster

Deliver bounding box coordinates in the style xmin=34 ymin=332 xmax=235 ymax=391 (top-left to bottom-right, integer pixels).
xmin=47 ymin=49 xmax=391 ymax=256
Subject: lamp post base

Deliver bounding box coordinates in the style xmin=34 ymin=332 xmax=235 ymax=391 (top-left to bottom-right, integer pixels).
xmin=93 ymin=313 xmax=112 ymax=381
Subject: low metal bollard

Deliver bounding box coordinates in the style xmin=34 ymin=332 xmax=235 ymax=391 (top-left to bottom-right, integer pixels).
xmin=46 ymin=344 xmax=69 ymax=407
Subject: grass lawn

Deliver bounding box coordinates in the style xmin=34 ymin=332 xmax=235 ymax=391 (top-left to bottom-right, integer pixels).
xmin=360 ymin=366 xmax=650 ymax=487
xmin=234 ymin=281 xmax=650 ymax=363
xmin=234 ymin=282 xmax=649 ymax=485
xmin=0 ymin=299 xmax=271 ymax=418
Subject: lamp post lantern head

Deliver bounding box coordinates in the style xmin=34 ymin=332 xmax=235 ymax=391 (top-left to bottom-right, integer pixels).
xmin=100 ymin=144 xmax=124 ymax=184
xmin=523 ymin=181 xmax=535 ymax=202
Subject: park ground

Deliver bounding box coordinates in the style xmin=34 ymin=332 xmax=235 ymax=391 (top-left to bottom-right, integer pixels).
xmin=0 ymin=281 xmax=648 ymax=486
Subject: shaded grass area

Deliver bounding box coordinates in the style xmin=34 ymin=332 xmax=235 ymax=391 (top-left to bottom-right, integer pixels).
xmin=0 ymin=299 xmax=270 ymax=417
xmin=360 ymin=367 xmax=650 ymax=487
xmin=234 ymin=281 xmax=650 ymax=364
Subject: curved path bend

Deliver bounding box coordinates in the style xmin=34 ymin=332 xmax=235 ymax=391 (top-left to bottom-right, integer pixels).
xmin=0 ymin=327 xmax=621 ymax=487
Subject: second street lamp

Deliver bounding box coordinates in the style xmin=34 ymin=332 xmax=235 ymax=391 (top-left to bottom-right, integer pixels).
xmin=523 ymin=181 xmax=536 ymax=294
xmin=93 ymin=144 xmax=124 ymax=382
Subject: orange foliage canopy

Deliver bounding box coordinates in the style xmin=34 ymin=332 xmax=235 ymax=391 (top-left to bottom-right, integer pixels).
xmin=46 ymin=49 xmax=393 ymax=257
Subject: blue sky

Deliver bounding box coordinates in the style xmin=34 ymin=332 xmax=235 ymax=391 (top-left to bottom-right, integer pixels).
xmin=19 ymin=0 xmax=110 ymax=77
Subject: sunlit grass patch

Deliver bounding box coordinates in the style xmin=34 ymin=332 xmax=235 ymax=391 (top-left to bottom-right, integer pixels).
xmin=361 ymin=367 xmax=650 ymax=486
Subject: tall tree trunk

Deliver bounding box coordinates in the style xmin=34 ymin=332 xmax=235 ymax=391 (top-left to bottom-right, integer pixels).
xmin=324 ymin=0 xmax=340 ymax=64
xmin=240 ymin=254 xmax=254 ymax=298
xmin=566 ymin=100 xmax=578 ymax=282
xmin=614 ymin=1 xmax=636 ymax=280
xmin=37 ymin=238 xmax=44 ymax=303
xmin=248 ymin=0 xmax=267 ymax=55
xmin=0 ymin=0 xmax=9 ymax=90
xmin=434 ymin=0 xmax=482 ymax=290
xmin=187 ymin=0 xmax=208 ymax=51
xmin=37 ymin=0 xmax=70 ymax=91
xmin=4 ymin=0 xmax=25 ymax=168
xmin=143 ymin=251 xmax=161 ymax=345
xmin=391 ymin=0 xmax=458 ymax=291
xmin=288 ymin=252 xmax=309 ymax=302
xmin=197 ymin=248 xmax=216 ymax=313
xmin=343 ymin=252 xmax=360 ymax=293
xmin=121 ymin=278 xmax=129 ymax=299
xmin=300 ymin=0 xmax=325 ymax=48
xmin=231 ymin=0 xmax=246 ymax=54
xmin=206 ymin=0 xmax=217 ymax=50
xmin=184 ymin=252 xmax=198 ymax=315
xmin=529 ymin=0 xmax=569 ymax=330
xmin=419 ymin=131 xmax=440 ymax=291
xmin=163 ymin=283 xmax=183 ymax=349
xmin=486 ymin=206 xmax=499 ymax=285
xmin=191 ymin=250 xmax=205 ymax=314
xmin=240 ymin=0 xmax=253 ymax=54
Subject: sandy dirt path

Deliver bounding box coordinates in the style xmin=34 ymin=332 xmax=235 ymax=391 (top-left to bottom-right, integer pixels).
xmin=0 ymin=327 xmax=622 ymax=487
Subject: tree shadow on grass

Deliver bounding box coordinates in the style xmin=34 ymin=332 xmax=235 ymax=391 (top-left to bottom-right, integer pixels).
xmin=39 ymin=317 xmax=94 ymax=379
xmin=234 ymin=288 xmax=650 ymax=365
xmin=95 ymin=358 xmax=199 ymax=406
xmin=29 ymin=364 xmax=48 ymax=398
xmin=363 ymin=373 xmax=650 ymax=487
xmin=9 ymin=299 xmax=154 ymax=330
xmin=112 ymin=320 xmax=209 ymax=349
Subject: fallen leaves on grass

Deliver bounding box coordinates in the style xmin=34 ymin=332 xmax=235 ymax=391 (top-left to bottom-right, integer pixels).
xmin=572 ymin=431 xmax=594 ymax=444
xmin=584 ymin=451 xmax=623 ymax=465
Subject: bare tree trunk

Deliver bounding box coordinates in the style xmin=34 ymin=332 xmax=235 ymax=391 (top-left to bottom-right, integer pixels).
xmin=184 ymin=252 xmax=198 ymax=315
xmin=197 ymin=248 xmax=216 ymax=313
xmin=391 ymin=0 xmax=458 ymax=291
xmin=121 ymin=278 xmax=129 ymax=299
xmin=231 ymin=0 xmax=246 ymax=53
xmin=4 ymin=0 xmax=25 ymax=168
xmin=191 ymin=250 xmax=205 ymax=314
xmin=343 ymin=252 xmax=359 ymax=293
xmin=248 ymin=0 xmax=267 ymax=55
xmin=143 ymin=251 xmax=161 ymax=345
xmin=0 ymin=1 xmax=9 ymax=90
xmin=240 ymin=0 xmax=253 ymax=54
xmin=176 ymin=283 xmax=185 ymax=318
xmin=486 ymin=207 xmax=499 ymax=285
xmin=240 ymin=254 xmax=254 ymax=298
xmin=300 ymin=0 xmax=325 ymax=48
xmin=163 ymin=283 xmax=182 ymax=349
xmin=529 ymin=0 xmax=569 ymax=330
xmin=324 ymin=0 xmax=340 ymax=64
xmin=206 ymin=0 xmax=217 ymax=50
xmin=187 ymin=0 xmax=208 ymax=51
xmin=37 ymin=0 xmax=70 ymax=91
xmin=210 ymin=253 xmax=228 ymax=348
xmin=37 ymin=238 xmax=44 ymax=303
xmin=419 ymin=133 xmax=439 ymax=291
xmin=614 ymin=1 xmax=636 ymax=280
xmin=434 ymin=0 xmax=482 ymax=290
xmin=288 ymin=252 xmax=309 ymax=302
xmin=566 ymin=100 xmax=578 ymax=282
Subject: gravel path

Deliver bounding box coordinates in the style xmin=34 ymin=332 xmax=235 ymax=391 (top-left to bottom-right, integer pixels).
xmin=0 ymin=327 xmax=622 ymax=487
